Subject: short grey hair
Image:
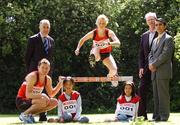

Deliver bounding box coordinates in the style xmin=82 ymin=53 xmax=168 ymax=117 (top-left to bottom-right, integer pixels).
xmin=95 ymin=14 xmax=109 ymax=25
xmin=145 ymin=12 xmax=157 ymax=20
xmin=39 ymin=19 xmax=50 ymax=27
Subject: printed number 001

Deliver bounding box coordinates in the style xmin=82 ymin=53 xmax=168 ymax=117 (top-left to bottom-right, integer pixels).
xmin=64 ymin=105 xmax=76 ymax=110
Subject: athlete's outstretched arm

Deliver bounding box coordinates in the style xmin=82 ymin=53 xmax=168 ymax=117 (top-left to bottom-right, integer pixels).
xmin=45 ymin=76 xmax=63 ymax=98
xmin=108 ymin=30 xmax=121 ymax=47
xmin=75 ymin=31 xmax=94 ymax=55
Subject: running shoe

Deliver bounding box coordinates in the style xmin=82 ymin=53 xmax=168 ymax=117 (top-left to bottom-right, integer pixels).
xmin=88 ymin=54 xmax=96 ymax=68
xmin=19 ymin=113 xmax=34 ymax=123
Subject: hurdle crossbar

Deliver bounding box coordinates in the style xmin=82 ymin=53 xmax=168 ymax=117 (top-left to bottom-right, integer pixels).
xmin=59 ymin=76 xmax=133 ymax=83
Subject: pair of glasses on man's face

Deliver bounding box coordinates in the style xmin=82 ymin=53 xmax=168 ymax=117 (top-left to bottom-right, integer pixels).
xmin=147 ymin=18 xmax=155 ymax=21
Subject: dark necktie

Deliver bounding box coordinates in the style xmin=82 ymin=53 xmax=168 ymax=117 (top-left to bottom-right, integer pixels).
xmin=44 ymin=37 xmax=49 ymax=55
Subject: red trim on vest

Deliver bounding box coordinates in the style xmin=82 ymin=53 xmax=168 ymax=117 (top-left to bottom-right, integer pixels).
xmin=58 ymin=91 xmax=80 ymax=102
xmin=93 ymin=28 xmax=112 ymax=53
xmin=117 ymin=95 xmax=140 ymax=104
xmin=17 ymin=71 xmax=47 ymax=98
xmin=58 ymin=91 xmax=80 ymax=118
xmin=35 ymin=71 xmax=47 ymax=86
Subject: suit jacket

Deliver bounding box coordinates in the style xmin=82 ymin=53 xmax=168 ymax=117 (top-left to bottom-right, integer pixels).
xmin=149 ymin=32 xmax=174 ymax=80
xmin=139 ymin=31 xmax=158 ymax=75
xmin=25 ymin=33 xmax=54 ymax=74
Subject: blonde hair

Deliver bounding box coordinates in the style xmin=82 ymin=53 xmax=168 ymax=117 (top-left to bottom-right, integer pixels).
xmin=95 ymin=14 xmax=109 ymax=25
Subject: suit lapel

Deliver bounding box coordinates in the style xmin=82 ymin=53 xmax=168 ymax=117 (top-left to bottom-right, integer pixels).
xmin=38 ymin=33 xmax=43 ymax=43
xmin=154 ymin=33 xmax=166 ymax=53
xmin=150 ymin=31 xmax=158 ymax=50
xmin=37 ymin=33 xmax=46 ymax=55
xmin=146 ymin=31 xmax=150 ymax=50
xmin=148 ymin=31 xmax=158 ymax=51
xmin=152 ymin=38 xmax=158 ymax=52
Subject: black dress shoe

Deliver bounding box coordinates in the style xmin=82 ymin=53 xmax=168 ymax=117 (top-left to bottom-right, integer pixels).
xmin=149 ymin=116 xmax=161 ymax=122
xmin=161 ymin=118 xmax=168 ymax=121
xmin=154 ymin=116 xmax=161 ymax=121
xmin=39 ymin=112 xmax=47 ymax=121
xmin=144 ymin=116 xmax=148 ymax=120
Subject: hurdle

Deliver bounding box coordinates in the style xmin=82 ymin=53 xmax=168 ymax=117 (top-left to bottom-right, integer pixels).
xmin=59 ymin=76 xmax=133 ymax=83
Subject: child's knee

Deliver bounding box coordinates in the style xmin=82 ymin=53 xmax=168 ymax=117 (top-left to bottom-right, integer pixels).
xmin=117 ymin=114 xmax=128 ymax=121
xmin=79 ymin=116 xmax=89 ymax=123
xmin=62 ymin=112 xmax=73 ymax=122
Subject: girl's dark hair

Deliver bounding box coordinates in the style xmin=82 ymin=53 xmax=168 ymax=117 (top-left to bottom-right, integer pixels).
xmin=121 ymin=81 xmax=136 ymax=97
xmin=63 ymin=76 xmax=75 ymax=86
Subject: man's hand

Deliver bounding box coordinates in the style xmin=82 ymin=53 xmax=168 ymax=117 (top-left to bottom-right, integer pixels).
xmin=58 ymin=76 xmax=65 ymax=83
xmin=149 ymin=64 xmax=157 ymax=72
xmin=139 ymin=68 xmax=144 ymax=78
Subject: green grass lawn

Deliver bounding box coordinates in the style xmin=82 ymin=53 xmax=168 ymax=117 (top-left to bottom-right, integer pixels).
xmin=0 ymin=113 xmax=180 ymax=125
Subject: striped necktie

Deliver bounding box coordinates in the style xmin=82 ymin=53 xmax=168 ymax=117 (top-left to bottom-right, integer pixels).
xmin=44 ymin=37 xmax=49 ymax=55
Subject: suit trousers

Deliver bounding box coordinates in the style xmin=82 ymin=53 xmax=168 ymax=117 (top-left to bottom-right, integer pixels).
xmin=138 ymin=73 xmax=151 ymax=119
xmin=152 ymin=78 xmax=170 ymax=120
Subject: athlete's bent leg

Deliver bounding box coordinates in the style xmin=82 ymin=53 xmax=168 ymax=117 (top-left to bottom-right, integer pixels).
xmin=90 ymin=47 xmax=100 ymax=61
xmin=103 ymin=55 xmax=118 ymax=87
xmin=103 ymin=55 xmax=117 ymax=77
xmin=32 ymin=98 xmax=58 ymax=115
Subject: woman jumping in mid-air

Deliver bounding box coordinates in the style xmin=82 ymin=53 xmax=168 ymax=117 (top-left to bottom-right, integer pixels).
xmin=75 ymin=14 xmax=120 ymax=87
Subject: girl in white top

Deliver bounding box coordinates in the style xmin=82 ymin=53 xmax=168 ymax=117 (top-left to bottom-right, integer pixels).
xmin=115 ymin=81 xmax=140 ymax=121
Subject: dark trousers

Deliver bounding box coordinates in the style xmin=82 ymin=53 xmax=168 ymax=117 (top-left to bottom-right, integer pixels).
xmin=152 ymin=78 xmax=170 ymax=121
xmin=138 ymin=71 xmax=152 ymax=119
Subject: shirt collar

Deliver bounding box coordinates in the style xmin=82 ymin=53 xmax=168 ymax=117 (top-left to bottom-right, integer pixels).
xmin=149 ymin=30 xmax=156 ymax=34
xmin=40 ymin=32 xmax=48 ymax=38
xmin=158 ymin=32 xmax=165 ymax=39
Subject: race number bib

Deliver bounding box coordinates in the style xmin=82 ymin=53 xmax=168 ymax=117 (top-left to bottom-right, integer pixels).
xmin=62 ymin=100 xmax=77 ymax=113
xmin=32 ymin=86 xmax=43 ymax=94
xmin=117 ymin=103 xmax=136 ymax=116
xmin=93 ymin=39 xmax=109 ymax=49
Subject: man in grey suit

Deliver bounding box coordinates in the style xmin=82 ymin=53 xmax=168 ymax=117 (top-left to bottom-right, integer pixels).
xmin=149 ymin=18 xmax=174 ymax=121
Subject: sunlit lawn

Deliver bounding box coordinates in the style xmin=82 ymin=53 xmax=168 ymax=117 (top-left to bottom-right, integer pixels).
xmin=0 ymin=113 xmax=179 ymax=125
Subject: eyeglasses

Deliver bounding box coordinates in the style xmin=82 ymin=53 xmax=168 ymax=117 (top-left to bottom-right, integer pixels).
xmin=147 ymin=18 xmax=155 ymax=21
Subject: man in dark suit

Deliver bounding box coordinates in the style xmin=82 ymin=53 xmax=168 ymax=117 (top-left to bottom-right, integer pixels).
xmin=149 ymin=18 xmax=174 ymax=121
xmin=138 ymin=12 xmax=158 ymax=120
xmin=25 ymin=19 xmax=54 ymax=121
